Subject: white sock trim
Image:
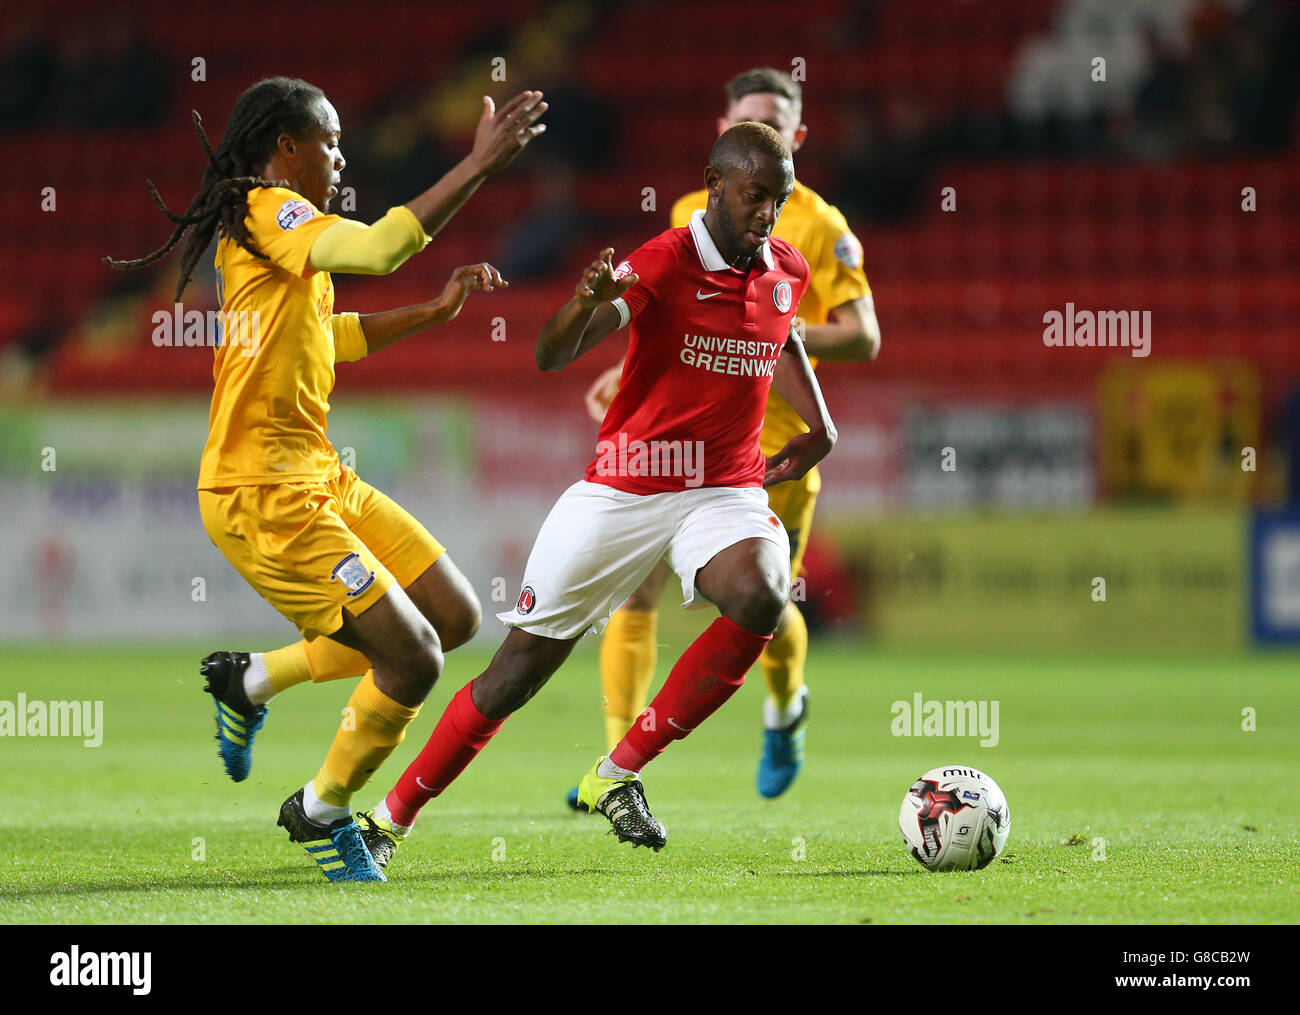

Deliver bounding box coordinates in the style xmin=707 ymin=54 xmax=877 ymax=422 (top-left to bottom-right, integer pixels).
xmin=763 ymin=685 xmax=808 ymax=730
xmin=244 ymin=652 xmax=275 ymax=706
xmin=373 ymin=798 xmax=412 ymax=836
xmin=597 ymin=756 xmax=638 ymax=780
xmin=303 ymin=780 xmax=350 ymax=825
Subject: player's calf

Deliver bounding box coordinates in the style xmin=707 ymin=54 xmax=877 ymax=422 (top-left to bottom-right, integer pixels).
xmin=470 ymin=628 xmax=578 ymax=719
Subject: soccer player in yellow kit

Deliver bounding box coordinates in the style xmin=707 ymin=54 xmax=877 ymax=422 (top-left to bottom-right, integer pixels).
xmin=106 ymin=76 xmax=546 ymax=881
xmin=573 ymin=68 xmax=879 ymax=801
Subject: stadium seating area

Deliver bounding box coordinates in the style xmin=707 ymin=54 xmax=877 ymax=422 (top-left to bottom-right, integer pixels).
xmin=3 ymin=0 xmax=1297 ymax=413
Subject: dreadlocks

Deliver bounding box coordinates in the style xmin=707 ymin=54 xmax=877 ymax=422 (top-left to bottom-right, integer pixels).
xmin=104 ymin=76 xmax=327 ymax=301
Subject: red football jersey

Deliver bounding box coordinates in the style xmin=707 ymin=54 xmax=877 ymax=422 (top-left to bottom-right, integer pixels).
xmin=584 ymin=210 xmax=810 ymax=494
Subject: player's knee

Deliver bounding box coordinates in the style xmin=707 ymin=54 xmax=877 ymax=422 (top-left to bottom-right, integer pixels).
xmin=398 ymin=627 xmax=444 ymax=699
xmin=734 ymin=568 xmax=789 ymax=635
xmin=440 ymin=594 xmax=482 ymax=651
xmin=621 ymin=585 xmax=660 ymax=612
xmin=623 ymin=568 xmax=667 ymax=611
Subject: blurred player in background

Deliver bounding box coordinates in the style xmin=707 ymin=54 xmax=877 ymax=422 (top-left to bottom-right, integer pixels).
xmin=358 ymin=123 xmax=837 ymax=862
xmin=574 ymin=68 xmax=879 ymax=802
xmin=106 ymin=76 xmax=546 ymax=881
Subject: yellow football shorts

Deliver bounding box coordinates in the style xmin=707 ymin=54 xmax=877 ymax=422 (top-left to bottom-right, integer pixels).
xmin=198 ymin=467 xmax=445 ymax=641
xmin=763 ymin=465 xmax=820 ymax=581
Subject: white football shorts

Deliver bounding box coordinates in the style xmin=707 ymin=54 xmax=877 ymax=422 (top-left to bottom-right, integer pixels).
xmin=496 ymin=480 xmax=791 ymax=640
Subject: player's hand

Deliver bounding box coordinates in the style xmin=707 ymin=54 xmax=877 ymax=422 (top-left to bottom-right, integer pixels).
xmin=576 ymin=248 xmax=638 ymax=311
xmin=432 ymin=263 xmax=506 ymax=322
xmin=584 ymin=363 xmax=623 ymax=422
xmin=763 ymin=428 xmax=836 ymax=487
xmin=470 ymin=91 xmax=547 ymax=176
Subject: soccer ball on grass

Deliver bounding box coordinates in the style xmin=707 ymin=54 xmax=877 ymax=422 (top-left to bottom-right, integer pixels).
xmin=899 ymin=765 xmax=1010 ymax=871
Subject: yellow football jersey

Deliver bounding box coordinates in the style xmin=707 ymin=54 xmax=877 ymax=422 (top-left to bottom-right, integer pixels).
xmin=670 ymin=180 xmax=870 ymax=445
xmin=198 ymin=186 xmax=367 ymax=490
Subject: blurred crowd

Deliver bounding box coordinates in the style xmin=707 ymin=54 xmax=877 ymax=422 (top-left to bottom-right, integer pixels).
xmin=1 ymin=0 xmax=1296 ymax=399
xmin=835 ymin=0 xmax=1300 ymax=223
xmin=0 ymin=9 xmax=168 ymax=130
xmin=3 ymin=0 xmax=1294 ymax=230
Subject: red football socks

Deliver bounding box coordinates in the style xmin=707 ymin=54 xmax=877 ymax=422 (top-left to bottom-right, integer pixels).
xmin=385 ymin=681 xmax=505 ymax=827
xmin=610 ymin=616 xmax=771 ymax=772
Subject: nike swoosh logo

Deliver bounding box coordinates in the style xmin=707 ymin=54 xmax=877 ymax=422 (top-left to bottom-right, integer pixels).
xmin=696 ymin=290 xmax=722 ymax=300
xmin=415 ymin=776 xmax=435 ymax=792
xmin=667 ymin=717 xmax=694 ymax=733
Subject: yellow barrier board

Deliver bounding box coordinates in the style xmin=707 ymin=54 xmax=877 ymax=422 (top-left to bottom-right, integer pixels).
xmin=826 ymin=507 xmax=1245 ymax=650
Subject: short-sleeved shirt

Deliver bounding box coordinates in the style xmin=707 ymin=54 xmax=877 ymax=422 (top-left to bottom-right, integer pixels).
xmin=198 ymin=186 xmax=359 ymax=490
xmin=670 ymin=181 xmax=870 ymax=446
xmin=583 ymin=210 xmax=810 ymax=494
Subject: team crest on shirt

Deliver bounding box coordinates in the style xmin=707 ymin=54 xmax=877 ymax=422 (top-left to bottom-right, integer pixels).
xmin=331 ymin=552 xmax=375 ymax=597
xmin=276 ymin=199 xmax=315 ymax=231
xmin=773 ymin=279 xmax=793 ymax=313
xmin=516 ymin=585 xmax=537 ymax=615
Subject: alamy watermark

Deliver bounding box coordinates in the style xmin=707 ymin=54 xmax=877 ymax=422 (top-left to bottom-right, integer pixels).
xmin=890 ymin=693 xmax=999 ymax=747
xmin=592 ymin=432 xmax=706 ymax=489
xmin=0 ymin=693 xmax=103 ymax=746
xmin=1043 ymin=303 xmax=1150 ymax=358
xmin=151 ymin=304 xmax=261 ymax=357
xmin=50 ymin=947 xmax=150 ymax=995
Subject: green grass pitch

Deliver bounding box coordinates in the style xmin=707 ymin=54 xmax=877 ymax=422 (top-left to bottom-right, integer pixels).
xmin=1 ymin=642 xmax=1296 ymax=924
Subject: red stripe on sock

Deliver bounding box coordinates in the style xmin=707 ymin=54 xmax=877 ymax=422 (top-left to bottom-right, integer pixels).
xmin=611 ymin=616 xmax=770 ymax=772
xmin=386 ymin=681 xmax=505 ymax=827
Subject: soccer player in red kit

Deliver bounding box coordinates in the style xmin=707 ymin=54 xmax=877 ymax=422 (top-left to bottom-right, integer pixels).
xmin=359 ymin=122 xmax=837 ymax=859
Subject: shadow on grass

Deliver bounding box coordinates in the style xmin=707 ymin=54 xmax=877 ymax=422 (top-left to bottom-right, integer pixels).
xmin=771 ymin=869 xmax=927 ymax=878
xmin=0 ymin=865 xmax=333 ymax=899
xmin=0 ymin=864 xmax=634 ymax=901
xmin=389 ymin=865 xmax=631 ymax=887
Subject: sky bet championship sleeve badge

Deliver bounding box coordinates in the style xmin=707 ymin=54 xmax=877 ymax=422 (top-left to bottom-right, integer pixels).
xmin=276 ymin=199 xmax=315 ymax=231
xmin=834 ymin=231 xmax=864 ymax=269
xmin=773 ymin=279 xmax=793 ymax=313
xmin=331 ymin=552 xmax=375 ymax=598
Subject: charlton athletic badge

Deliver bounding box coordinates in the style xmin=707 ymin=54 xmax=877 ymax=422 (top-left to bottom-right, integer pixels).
xmin=773 ymin=279 xmax=793 ymax=313
xmin=516 ymin=585 xmax=537 ymax=614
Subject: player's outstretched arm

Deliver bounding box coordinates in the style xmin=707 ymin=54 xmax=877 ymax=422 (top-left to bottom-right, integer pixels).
xmin=404 ymin=91 xmax=548 ymax=238
xmin=307 ymin=93 xmax=547 ymax=279
xmin=764 ymin=325 xmax=838 ymax=487
xmin=535 ymin=248 xmax=638 ymax=372
xmin=351 ymin=263 xmax=506 ymax=357
xmin=801 ymin=295 xmax=881 ymax=362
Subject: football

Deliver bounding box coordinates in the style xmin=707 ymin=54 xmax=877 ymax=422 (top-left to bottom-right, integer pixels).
xmin=899 ymin=765 xmax=1011 ymax=871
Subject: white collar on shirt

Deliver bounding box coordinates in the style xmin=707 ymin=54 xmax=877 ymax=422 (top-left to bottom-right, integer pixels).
xmin=689 ymin=208 xmax=774 ymax=272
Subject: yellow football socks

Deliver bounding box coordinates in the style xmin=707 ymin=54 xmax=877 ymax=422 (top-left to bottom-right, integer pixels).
xmin=759 ymin=601 xmax=808 ymax=712
xmin=265 ymin=637 xmax=371 ymax=693
xmin=311 ymin=672 xmax=420 ymax=807
xmin=600 ymin=609 xmax=658 ymax=751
